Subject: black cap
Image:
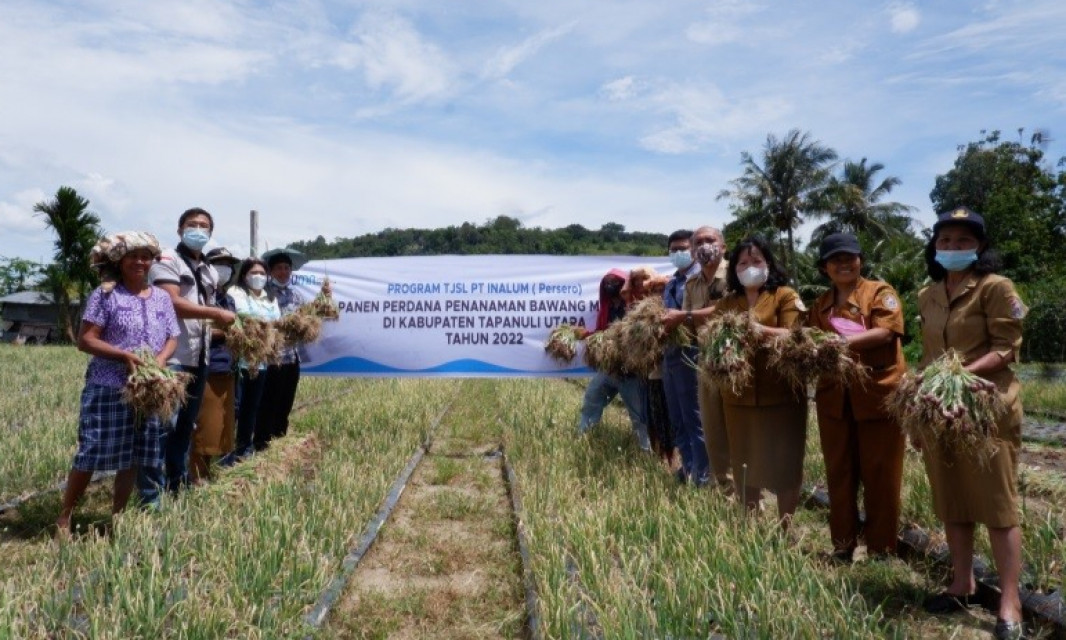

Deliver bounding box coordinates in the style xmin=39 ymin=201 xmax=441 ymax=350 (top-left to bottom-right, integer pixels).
xmin=205 ymin=247 xmax=241 ymax=265
xmin=818 ymin=232 xmax=862 ymax=263
xmin=933 ymin=206 xmax=985 ymax=234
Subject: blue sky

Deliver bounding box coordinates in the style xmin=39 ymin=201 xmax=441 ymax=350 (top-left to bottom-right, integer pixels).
xmin=2 ymin=0 xmax=1064 ymax=264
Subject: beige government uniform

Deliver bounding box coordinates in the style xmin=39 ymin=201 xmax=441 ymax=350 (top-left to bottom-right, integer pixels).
xmin=683 ymin=265 xmax=731 ymax=488
xmin=809 ymin=277 xmax=906 ymax=554
xmin=712 ymin=287 xmax=807 ymax=493
xmin=918 ymin=272 xmax=1026 ymax=528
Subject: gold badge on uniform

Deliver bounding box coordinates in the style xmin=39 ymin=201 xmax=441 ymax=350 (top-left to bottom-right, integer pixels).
xmin=952 ymin=208 xmax=969 ymax=218
xmin=1009 ymin=297 xmax=1027 ymax=320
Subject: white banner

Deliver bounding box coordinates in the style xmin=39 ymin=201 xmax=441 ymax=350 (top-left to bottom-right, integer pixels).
xmin=291 ymin=255 xmax=671 ymax=377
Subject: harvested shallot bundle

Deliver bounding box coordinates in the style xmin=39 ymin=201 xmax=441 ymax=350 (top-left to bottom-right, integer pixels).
xmin=768 ymin=326 xmax=868 ymax=391
xmin=696 ymin=311 xmax=759 ymax=395
xmin=122 ymin=348 xmax=192 ymax=422
xmin=544 ymin=324 xmax=582 ymax=364
xmin=885 ymin=350 xmax=1006 ymax=463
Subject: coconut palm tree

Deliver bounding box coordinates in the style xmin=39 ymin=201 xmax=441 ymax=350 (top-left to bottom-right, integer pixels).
xmin=718 ymin=129 xmax=837 ymax=271
xmin=33 ymin=187 xmax=102 ymax=341
xmin=809 ymin=158 xmax=916 ymax=244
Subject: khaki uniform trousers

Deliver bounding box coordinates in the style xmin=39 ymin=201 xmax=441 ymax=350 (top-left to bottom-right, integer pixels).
xmin=817 ymin=397 xmax=904 ymax=555
xmin=698 ymin=371 xmax=732 ymax=490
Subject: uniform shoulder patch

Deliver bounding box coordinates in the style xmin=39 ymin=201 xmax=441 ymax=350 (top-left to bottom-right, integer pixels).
xmin=882 ymin=294 xmax=899 ymax=311
xmin=1009 ymin=296 xmax=1027 ymax=320
xmin=794 ymin=297 xmax=807 ymax=312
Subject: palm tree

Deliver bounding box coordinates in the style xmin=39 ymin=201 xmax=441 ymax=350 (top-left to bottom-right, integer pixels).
xmin=718 ymin=129 xmax=837 ymax=271
xmin=34 ymin=187 xmax=102 ymax=341
xmin=810 ymin=158 xmax=916 ymax=244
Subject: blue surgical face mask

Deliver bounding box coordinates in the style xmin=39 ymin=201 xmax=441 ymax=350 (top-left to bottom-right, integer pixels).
xmin=182 ymin=228 xmax=210 ymax=251
xmin=669 ymin=250 xmax=693 ymax=270
xmin=935 ymin=249 xmax=978 ymax=272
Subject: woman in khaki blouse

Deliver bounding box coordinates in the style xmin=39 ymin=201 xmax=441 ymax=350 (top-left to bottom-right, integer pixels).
xmin=916 ymin=207 xmax=1026 ymax=640
xmin=710 ymin=237 xmax=806 ymax=526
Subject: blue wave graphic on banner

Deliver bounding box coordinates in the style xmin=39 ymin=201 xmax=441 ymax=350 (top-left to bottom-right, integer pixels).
xmin=302 ymin=356 xmax=591 ymax=376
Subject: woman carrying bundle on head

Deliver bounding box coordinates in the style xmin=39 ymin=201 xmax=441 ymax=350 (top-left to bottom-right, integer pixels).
xmin=56 ymin=232 xmax=180 ymax=536
xmin=223 ymin=258 xmax=280 ymax=463
xmin=911 ymin=208 xmax=1027 ymax=640
xmin=806 ymin=233 xmax=906 ymax=563
xmin=705 ymin=236 xmax=807 ymax=526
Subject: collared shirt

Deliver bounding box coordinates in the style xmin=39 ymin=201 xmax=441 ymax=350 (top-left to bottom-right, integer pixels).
xmin=712 ymin=286 xmax=805 ymax=407
xmin=808 ymin=277 xmax=905 ymax=420
xmin=918 ymin=272 xmax=1026 ymax=403
xmin=663 ymin=262 xmax=700 ymax=310
xmin=82 ymin=284 xmax=181 ymax=388
xmin=682 ymin=261 xmax=729 ymax=312
xmin=149 ymin=245 xmax=219 ymax=367
xmin=266 ymin=280 xmax=306 ymax=364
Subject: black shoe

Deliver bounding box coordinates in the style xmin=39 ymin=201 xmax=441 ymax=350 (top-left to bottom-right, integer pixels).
xmin=993 ymin=618 xmax=1026 ymax=640
xmin=829 ymin=549 xmax=854 ymax=565
xmin=922 ymin=591 xmax=972 ymax=614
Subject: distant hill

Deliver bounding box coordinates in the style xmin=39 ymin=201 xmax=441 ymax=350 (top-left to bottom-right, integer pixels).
xmin=289 ymin=216 xmax=668 ymax=258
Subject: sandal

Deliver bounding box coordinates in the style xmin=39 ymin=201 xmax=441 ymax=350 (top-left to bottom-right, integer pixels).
xmin=922 ymin=591 xmax=972 ymax=614
xmin=993 ymin=618 xmax=1026 ymax=640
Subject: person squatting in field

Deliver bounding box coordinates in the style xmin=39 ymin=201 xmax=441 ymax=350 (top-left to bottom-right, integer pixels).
xmin=56 ymin=232 xmax=180 ymax=535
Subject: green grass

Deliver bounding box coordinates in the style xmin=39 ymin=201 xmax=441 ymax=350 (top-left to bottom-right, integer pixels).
xmin=1 ymin=347 xmax=1063 ymax=637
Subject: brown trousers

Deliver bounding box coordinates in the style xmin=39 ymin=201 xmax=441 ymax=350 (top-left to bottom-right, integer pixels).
xmin=817 ymin=398 xmax=905 ymax=554
xmin=697 ymin=372 xmax=732 ymax=489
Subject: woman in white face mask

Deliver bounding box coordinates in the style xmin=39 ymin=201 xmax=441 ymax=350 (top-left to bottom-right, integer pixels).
xmin=706 ymin=236 xmax=808 ymax=527
xmin=223 ymin=258 xmax=281 ymax=464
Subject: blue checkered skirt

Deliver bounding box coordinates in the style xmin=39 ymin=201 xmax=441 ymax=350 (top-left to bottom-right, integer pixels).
xmin=72 ymin=384 xmax=165 ymax=472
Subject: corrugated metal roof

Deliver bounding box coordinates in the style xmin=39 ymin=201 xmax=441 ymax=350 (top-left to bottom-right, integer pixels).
xmin=0 ymin=291 xmax=80 ymax=305
xmin=0 ymin=291 xmax=55 ymax=305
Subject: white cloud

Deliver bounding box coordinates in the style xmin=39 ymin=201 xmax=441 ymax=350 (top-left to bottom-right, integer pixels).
xmin=482 ymin=21 xmax=577 ymax=80
xmin=333 ymin=11 xmax=456 ymax=105
xmin=634 ymin=83 xmax=792 ymax=154
xmin=0 ymin=188 xmax=47 ymax=237
xmin=600 ymin=76 xmax=643 ymax=102
xmin=888 ymin=3 xmax=921 ymax=34
xmin=686 ymin=0 xmax=765 ymax=45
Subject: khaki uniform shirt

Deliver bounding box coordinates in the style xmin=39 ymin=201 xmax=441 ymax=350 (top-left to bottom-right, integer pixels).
xmin=808 ymin=277 xmax=906 ymax=421
xmin=918 ymin=273 xmax=1026 ymax=408
xmin=713 ymin=286 xmax=805 ymax=407
xmin=682 ymin=262 xmax=729 ymax=312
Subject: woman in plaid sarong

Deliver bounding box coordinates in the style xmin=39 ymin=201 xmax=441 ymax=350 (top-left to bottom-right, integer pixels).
xmin=55 ymin=232 xmax=180 ymax=537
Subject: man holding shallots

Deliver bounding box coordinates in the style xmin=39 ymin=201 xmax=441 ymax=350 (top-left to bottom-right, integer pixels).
xmin=663 ymin=225 xmax=732 ymax=491
xmin=915 ymin=207 xmax=1028 ymax=640
xmin=56 ymin=232 xmax=180 ymax=536
xmin=138 ymin=208 xmax=235 ymax=506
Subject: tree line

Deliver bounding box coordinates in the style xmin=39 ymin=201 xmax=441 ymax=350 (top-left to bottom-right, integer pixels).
xmin=6 ymin=130 xmax=1066 ymax=360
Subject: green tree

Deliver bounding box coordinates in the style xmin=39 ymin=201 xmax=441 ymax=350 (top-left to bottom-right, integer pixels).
xmin=930 ymin=129 xmax=1066 ymax=282
xmin=810 ymin=158 xmax=916 ymax=244
xmin=719 ymin=129 xmax=838 ymax=271
xmin=0 ymin=257 xmax=43 ymax=295
xmin=33 ymin=186 xmax=102 ymax=341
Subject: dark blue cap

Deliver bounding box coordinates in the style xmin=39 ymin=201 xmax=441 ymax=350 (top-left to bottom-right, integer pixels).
xmin=818 ymin=232 xmax=862 ymax=263
xmin=933 ymin=206 xmax=985 ymax=233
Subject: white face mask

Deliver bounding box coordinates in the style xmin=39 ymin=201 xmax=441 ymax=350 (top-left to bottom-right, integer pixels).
xmin=246 ymin=274 xmax=268 ymax=291
xmin=214 ymin=265 xmax=232 ymax=284
xmin=737 ymin=266 xmax=768 ymax=288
